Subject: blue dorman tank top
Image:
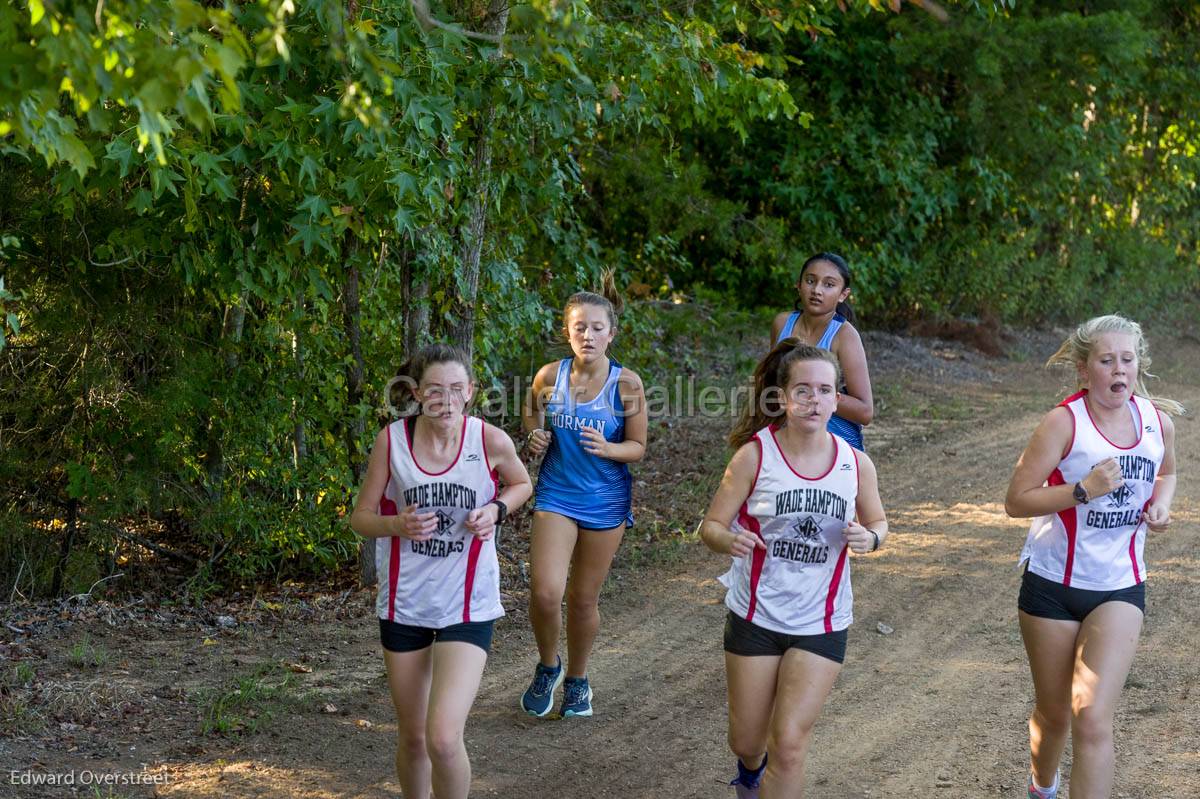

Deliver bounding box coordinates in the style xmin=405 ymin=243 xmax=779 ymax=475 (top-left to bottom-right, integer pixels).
xmin=777 ymin=312 xmax=865 ymax=451
xmin=534 ymin=358 xmax=634 ymax=529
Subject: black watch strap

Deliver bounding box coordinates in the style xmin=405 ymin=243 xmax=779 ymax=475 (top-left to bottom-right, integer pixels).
xmin=1072 ymin=482 xmax=1089 ymax=504
xmin=488 ymin=499 xmax=508 ymax=524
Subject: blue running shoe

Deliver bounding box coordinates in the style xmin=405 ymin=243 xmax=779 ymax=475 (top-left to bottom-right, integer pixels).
xmin=520 ymin=658 xmax=563 ymax=717
xmin=560 ymin=676 xmax=593 ymax=718
xmin=730 ymin=756 xmax=765 ymax=799
xmin=729 ymin=777 xmax=760 ymax=799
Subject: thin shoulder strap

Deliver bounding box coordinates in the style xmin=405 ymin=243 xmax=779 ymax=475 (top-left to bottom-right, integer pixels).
xmin=777 ymin=311 xmax=802 ymax=344
xmin=817 ymin=314 xmax=845 ymax=350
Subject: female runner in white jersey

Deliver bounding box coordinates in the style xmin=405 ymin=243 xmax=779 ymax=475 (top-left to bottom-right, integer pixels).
xmin=350 ymin=344 xmax=532 ymax=799
xmin=701 ymin=340 xmax=888 ymax=799
xmin=1005 ymin=315 xmax=1181 ymax=799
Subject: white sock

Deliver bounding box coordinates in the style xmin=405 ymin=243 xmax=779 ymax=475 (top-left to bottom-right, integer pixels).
xmin=1030 ymin=771 xmax=1059 ymax=795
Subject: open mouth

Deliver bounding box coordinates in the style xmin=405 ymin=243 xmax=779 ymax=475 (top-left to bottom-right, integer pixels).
xmin=1110 ymin=381 xmax=1127 ymax=393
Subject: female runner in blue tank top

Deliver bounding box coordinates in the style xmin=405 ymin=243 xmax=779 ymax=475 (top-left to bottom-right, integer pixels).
xmin=519 ymin=274 xmax=648 ymax=719
xmin=769 ymin=253 xmax=873 ymax=450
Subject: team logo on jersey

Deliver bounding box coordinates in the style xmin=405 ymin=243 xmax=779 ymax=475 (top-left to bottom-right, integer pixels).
xmin=791 ymin=516 xmax=823 ymax=543
xmin=1107 ymin=483 xmax=1134 ymax=508
xmin=465 ymin=453 xmax=480 ymax=462
xmin=839 ymin=463 xmax=852 ymax=471
xmin=434 ymin=509 xmax=456 ymax=534
xmin=1145 ymin=424 xmax=1155 ymax=433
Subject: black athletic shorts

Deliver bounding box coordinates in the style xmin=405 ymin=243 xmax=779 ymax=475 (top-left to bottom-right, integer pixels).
xmin=379 ymin=618 xmax=495 ymax=654
xmin=723 ymin=610 xmax=847 ymax=664
xmin=1018 ymin=569 xmax=1145 ymax=623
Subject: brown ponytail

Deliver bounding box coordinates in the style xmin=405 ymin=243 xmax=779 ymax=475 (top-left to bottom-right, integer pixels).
xmin=729 ymin=339 xmax=841 ymax=449
xmin=563 ymin=268 xmax=624 ymax=333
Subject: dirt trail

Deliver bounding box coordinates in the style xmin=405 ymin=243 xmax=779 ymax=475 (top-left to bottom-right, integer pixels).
xmin=4 ymin=333 xmax=1198 ymax=799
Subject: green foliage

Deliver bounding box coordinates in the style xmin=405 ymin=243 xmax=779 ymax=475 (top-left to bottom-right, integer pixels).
xmin=2 ymin=0 xmax=1196 ymax=595
xmin=584 ymin=0 xmax=1200 ymax=325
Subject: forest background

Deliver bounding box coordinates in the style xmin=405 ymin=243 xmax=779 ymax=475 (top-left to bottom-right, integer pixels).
xmin=1 ymin=0 xmax=1197 ymax=599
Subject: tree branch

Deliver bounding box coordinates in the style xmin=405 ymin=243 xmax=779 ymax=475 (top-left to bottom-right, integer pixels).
xmin=410 ymin=0 xmax=504 ymax=43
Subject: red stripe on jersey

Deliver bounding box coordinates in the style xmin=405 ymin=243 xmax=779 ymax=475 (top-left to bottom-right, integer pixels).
xmin=480 ymin=420 xmax=499 ymax=500
xmin=1129 ymin=497 xmax=1150 ymax=584
xmin=1128 ymin=527 xmax=1142 ymax=584
xmin=387 ymin=536 xmax=401 ymax=622
xmin=739 ymin=503 xmax=766 ymax=623
xmin=462 ymin=536 xmax=484 ymax=623
xmin=1047 ymin=467 xmax=1078 ymax=586
xmin=381 ymin=424 xmax=400 ymax=621
xmin=824 ymin=544 xmax=849 ymax=633
xmin=1059 ymin=389 xmax=1087 ymax=407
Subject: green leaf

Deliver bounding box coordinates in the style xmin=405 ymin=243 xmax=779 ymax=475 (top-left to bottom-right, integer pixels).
xmin=5 ymin=313 xmax=17 ymax=335
xmin=298 ymin=154 xmax=321 ymax=189
xmin=29 ymin=0 xmax=44 ymax=25
xmin=58 ymin=134 xmax=96 ymax=177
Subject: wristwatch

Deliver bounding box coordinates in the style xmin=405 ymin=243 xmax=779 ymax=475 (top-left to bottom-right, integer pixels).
xmin=488 ymin=499 xmax=508 ymax=524
xmin=1072 ymin=482 xmax=1089 ymax=505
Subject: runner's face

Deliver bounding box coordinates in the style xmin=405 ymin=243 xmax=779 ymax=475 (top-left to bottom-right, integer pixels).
xmin=1081 ymin=332 xmax=1138 ymax=409
xmin=413 ymin=362 xmax=473 ymax=420
xmin=566 ymin=304 xmax=615 ymax=362
xmin=783 ymin=358 xmax=839 ymax=427
xmin=797 ymin=260 xmax=849 ymax=317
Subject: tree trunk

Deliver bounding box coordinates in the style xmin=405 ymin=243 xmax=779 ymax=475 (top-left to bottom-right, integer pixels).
xmin=291 ymin=289 xmax=308 ymax=506
xmin=443 ymin=0 xmax=509 ymax=360
xmin=401 ymin=243 xmax=430 ymax=356
xmin=340 ymin=238 xmax=373 ymax=586
xmin=203 ymin=297 xmax=246 ymax=498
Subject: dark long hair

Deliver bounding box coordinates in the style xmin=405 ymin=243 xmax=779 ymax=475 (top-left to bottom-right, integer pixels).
xmin=795 ymin=252 xmax=856 ymax=325
xmin=729 ymin=339 xmax=841 ymax=449
xmin=388 ymin=343 xmax=473 ymax=417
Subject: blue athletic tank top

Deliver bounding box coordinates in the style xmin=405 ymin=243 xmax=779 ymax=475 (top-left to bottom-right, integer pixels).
xmin=778 ymin=312 xmax=865 ymax=451
xmin=534 ymin=358 xmax=634 ymax=529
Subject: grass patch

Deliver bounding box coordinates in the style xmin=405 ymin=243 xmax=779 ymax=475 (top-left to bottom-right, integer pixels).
xmin=67 ymin=635 xmax=110 ymax=669
xmin=196 ymin=661 xmax=306 ymax=737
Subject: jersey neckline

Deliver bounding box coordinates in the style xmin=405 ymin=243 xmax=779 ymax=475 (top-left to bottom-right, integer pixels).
xmin=404 ymin=415 xmax=470 ymax=476
xmin=767 ymin=426 xmax=838 ymax=481
xmin=1078 ymin=390 xmax=1143 ymax=451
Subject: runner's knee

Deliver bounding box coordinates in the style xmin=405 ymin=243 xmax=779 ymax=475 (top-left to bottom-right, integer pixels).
xmin=425 ymin=722 xmax=465 ymax=764
xmin=1071 ymin=704 xmax=1114 ymax=749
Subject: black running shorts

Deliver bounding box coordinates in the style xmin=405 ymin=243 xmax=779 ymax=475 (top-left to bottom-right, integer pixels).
xmin=723 ymin=610 xmax=847 ymax=664
xmin=379 ymin=618 xmax=496 ymax=653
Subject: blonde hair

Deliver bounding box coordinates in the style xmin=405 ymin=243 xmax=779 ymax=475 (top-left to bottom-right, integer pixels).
xmin=1047 ymin=314 xmax=1184 ymax=416
xmin=729 ymin=339 xmax=842 ymax=449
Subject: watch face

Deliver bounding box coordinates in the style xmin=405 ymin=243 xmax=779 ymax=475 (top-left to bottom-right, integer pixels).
xmin=1073 ymin=484 xmax=1088 ymax=503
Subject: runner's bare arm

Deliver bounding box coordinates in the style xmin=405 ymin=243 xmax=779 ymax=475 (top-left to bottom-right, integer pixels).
xmin=1144 ymin=412 xmax=1177 ymax=531
xmin=1005 ymin=406 xmax=1122 ymax=517
xmin=846 ymin=451 xmax=888 ymax=553
xmin=350 ymin=428 xmax=435 ymax=540
xmin=700 ymin=442 xmax=766 ymax=558
xmin=832 ymin=323 xmax=874 ymax=426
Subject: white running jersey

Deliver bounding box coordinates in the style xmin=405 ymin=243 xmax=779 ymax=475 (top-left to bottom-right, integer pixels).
xmin=375 ymin=416 xmax=503 ymax=627
xmin=720 ymin=428 xmax=859 ymax=636
xmin=1020 ymin=391 xmax=1165 ymax=591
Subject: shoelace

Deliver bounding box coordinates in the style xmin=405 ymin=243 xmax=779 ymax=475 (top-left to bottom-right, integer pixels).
xmin=564 ymin=681 xmax=588 ymax=705
xmin=531 ymin=667 xmax=557 ymax=696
